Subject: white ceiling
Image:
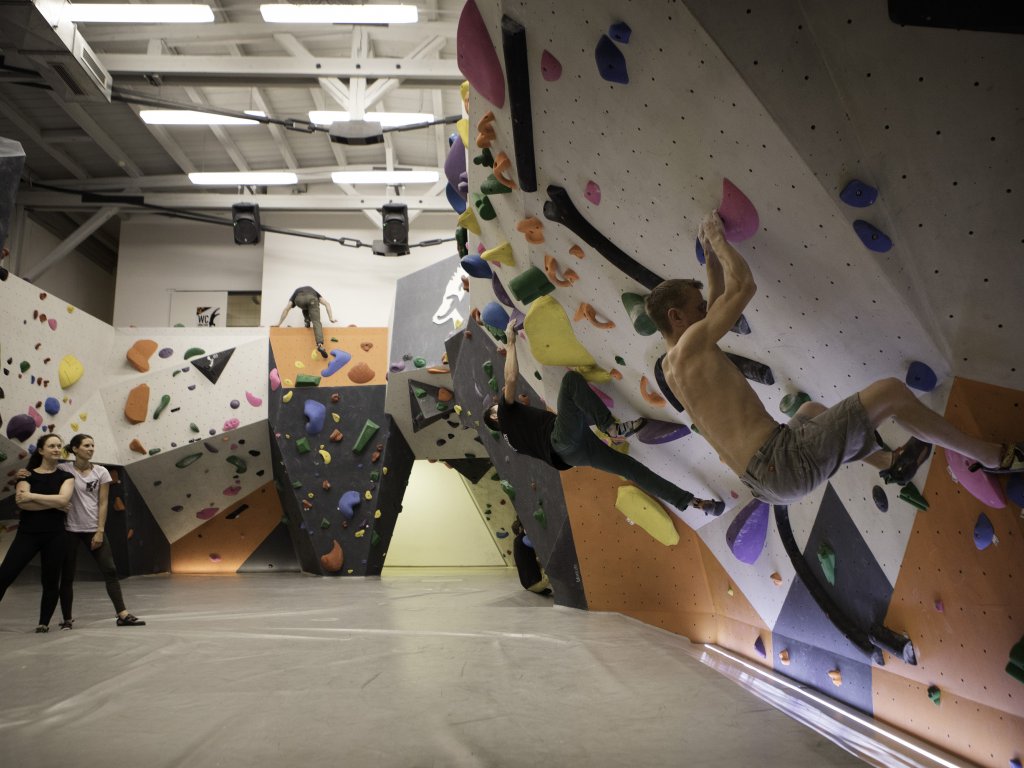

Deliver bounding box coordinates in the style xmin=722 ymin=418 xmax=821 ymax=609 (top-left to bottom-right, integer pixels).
xmin=0 ymin=0 xmax=467 ymax=269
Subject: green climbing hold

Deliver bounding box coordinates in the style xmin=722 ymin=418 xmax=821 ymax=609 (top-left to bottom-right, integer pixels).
xmin=456 ymin=227 xmax=468 ymax=257
xmin=413 ymin=386 xmax=427 ymax=398
xmin=488 ymin=428 xmax=501 ymax=440
xmin=817 ymin=542 xmax=836 ymax=586
xmin=472 ymin=193 xmax=496 ymax=221
xmin=291 ymin=480 xmax=303 ymax=489
xmin=184 ymin=347 xmax=205 ymax=359
xmin=615 ymin=356 xmax=626 ymax=366
xmin=0 ymin=452 xmax=6 ymax=463
xmin=147 ymin=447 xmax=161 ymax=456
xmin=1007 ymin=633 xmax=1024 ymax=684
xmin=927 ymin=685 xmax=941 ymax=705
xmin=296 ymin=374 xmax=321 ymax=387
xmin=534 ymin=371 xmax=542 ymax=380
xmin=621 ymin=293 xmax=657 ymax=336
xmin=509 ymin=266 xmax=555 ymax=304
xmin=436 ymin=401 xmax=450 ymax=411
xmin=371 ymin=530 xmax=381 ymax=546
xmin=481 ymin=173 xmax=512 ymax=195
xmin=413 ymin=357 xmax=427 ymax=368
xmin=370 ymin=470 xmax=380 ymax=482
xmin=473 ymin=148 xmax=494 ymax=167
xmin=295 ymin=437 xmax=311 ymax=454
xmin=488 ymin=377 xmax=499 ymax=393
xmin=482 ymin=360 xmax=493 ymax=376
xmin=353 ymin=419 xmax=380 ymax=453
xmin=19 ymin=361 xmax=30 ymax=373
xmin=175 ymin=453 xmax=203 ymax=469
xmin=320 ymin=517 xmax=331 ymax=529
xmin=533 ymin=503 xmax=547 ymax=528
xmin=226 ymin=455 xmax=247 ymax=473
xmin=780 ymin=392 xmax=812 ymax=417
xmin=499 ymin=479 xmax=515 ymax=501
xmin=153 ymin=394 xmax=171 ymax=419
xmin=189 ymin=423 xmax=200 ymax=433
xmin=898 ymin=482 xmax=929 ymax=510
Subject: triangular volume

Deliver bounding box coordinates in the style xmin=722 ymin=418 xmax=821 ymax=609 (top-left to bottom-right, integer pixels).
xmin=237 ymin=522 xmax=300 ymax=573
xmin=407 ymin=379 xmax=454 ymax=433
xmin=192 ymin=347 xmax=236 ymax=385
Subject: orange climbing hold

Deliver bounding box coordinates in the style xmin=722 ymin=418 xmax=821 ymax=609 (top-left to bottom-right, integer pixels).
xmin=493 ymin=151 xmax=518 ymax=189
xmin=320 ymin=539 xmax=344 ymax=572
xmin=770 ymin=572 xmax=783 ymax=586
xmin=544 ymin=254 xmax=578 ymax=287
xmin=476 ymin=111 xmax=496 ymax=148
xmin=124 ymin=383 xmax=150 ymax=425
xmin=129 ymin=438 xmax=146 ymax=454
xmin=575 ymin=303 xmax=615 ymax=329
xmin=126 ymin=339 xmax=158 ymax=373
xmin=569 ymin=244 xmax=585 ymax=259
xmin=640 ymin=376 xmax=666 ymax=408
xmin=778 ymin=649 xmax=791 ymax=665
xmin=827 ymin=669 xmax=843 ymax=687
xmin=516 ymin=217 xmax=544 ymax=244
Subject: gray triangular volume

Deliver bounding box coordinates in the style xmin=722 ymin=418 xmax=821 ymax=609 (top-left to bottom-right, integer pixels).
xmin=192 ymin=347 xmax=236 ymax=385
xmin=407 ymin=379 xmax=453 ymax=433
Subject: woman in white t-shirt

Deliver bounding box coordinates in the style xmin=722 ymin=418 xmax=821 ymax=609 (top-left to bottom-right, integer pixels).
xmin=56 ymin=434 xmax=145 ymax=628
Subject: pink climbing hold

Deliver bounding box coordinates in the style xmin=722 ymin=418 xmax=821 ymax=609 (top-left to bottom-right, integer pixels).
xmin=245 ymin=391 xmax=263 ymax=407
xmin=28 ymin=406 xmax=44 ymax=427
xmin=269 ymin=368 xmax=281 ymax=391
xmin=48 ymin=318 xmax=57 ymax=330
xmin=718 ymin=178 xmax=760 ymax=242
xmin=584 ymin=180 xmax=601 ymax=205
xmin=588 ymin=384 xmax=614 ymax=410
xmin=457 ymin=0 xmax=505 ymax=108
xmin=946 ymin=448 xmax=1006 ymax=509
xmin=541 ymin=50 xmax=563 ymax=81
xmin=223 ymin=418 xmax=240 ymax=432
xmin=223 ymin=485 xmax=242 ymax=496
xmin=196 ymin=507 xmax=219 ymax=520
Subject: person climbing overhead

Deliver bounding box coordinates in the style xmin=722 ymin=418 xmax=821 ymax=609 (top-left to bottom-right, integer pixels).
xmin=645 ymin=209 xmax=1023 ymax=506
xmin=483 ymin=318 xmax=724 ymax=517
xmin=275 ymin=286 xmax=337 ymax=358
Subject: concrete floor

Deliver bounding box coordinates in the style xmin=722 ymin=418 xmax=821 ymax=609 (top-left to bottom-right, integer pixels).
xmin=0 ymin=568 xmax=865 ymax=768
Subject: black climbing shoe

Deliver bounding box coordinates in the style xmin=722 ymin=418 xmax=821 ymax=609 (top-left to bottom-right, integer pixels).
xmin=59 ymin=619 xmax=74 ymax=630
xmin=879 ymin=437 xmax=932 ymax=484
xmin=116 ymin=614 xmax=146 ymax=626
xmin=317 ymin=344 xmax=328 ymax=359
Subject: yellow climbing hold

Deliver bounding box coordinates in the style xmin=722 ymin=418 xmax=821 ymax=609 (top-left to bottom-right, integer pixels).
xmin=382 ymin=467 xmax=388 ymax=475
xmin=523 ymin=296 xmax=596 ymax=367
xmin=374 ymin=509 xmax=382 ymax=519
xmin=79 ymin=412 xmax=87 ymax=421
xmin=284 ymin=379 xmax=294 ymax=387
xmin=295 ymin=361 xmax=306 ymax=368
xmin=454 ymin=404 xmax=463 ymax=414
xmin=458 ymin=207 xmax=480 ymax=235
xmin=355 ymin=529 xmax=365 ymax=538
xmin=456 ymin=116 xmax=469 ymax=146
xmin=282 ymin=391 xmax=294 ymax=403
xmin=482 ymin=241 xmax=515 ymax=267
xmin=573 ymin=364 xmax=611 ymax=383
xmin=364 ymin=490 xmax=373 ymax=500
xmin=614 ymin=486 xmax=679 ymax=546
xmin=70 ymin=422 xmax=79 ymax=432
xmin=66 ymin=305 xmax=75 ymax=313
xmin=319 ymin=449 xmax=332 ymax=465
xmin=59 ymin=355 xmax=84 ymax=389
xmin=332 ymin=413 xmax=341 ymax=423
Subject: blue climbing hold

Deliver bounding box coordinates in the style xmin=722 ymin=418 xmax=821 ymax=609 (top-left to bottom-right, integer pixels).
xmin=496 ymin=530 xmax=509 ymax=539
xmin=905 ymin=361 xmax=938 ymax=392
xmin=839 ymin=179 xmax=879 ymax=207
xmin=303 ymin=399 xmax=327 ymax=435
xmin=595 ymin=34 xmax=628 ymax=84
xmin=695 ymin=237 xmax=706 ymax=266
xmin=481 ymin=301 xmax=510 ymax=331
xmin=872 ymin=485 xmax=889 ymax=512
xmin=322 ymin=349 xmax=352 ymax=378
xmin=753 ymin=635 xmax=767 ymax=658
xmin=461 ymin=253 xmax=492 ymax=279
xmin=446 ymin=182 xmax=466 ymax=213
xmin=522 ymin=534 xmax=533 ymax=548
xmin=1007 ymin=473 xmax=1024 ymax=508
xmin=637 ymin=419 xmax=690 ymax=445
xmin=339 ymin=490 xmax=361 ymax=521
xmin=44 ymin=397 xmax=61 ymax=416
xmin=853 ymin=220 xmax=893 ymax=252
xmin=973 ymin=512 xmax=995 ymax=550
xmin=608 ymin=21 xmax=632 ymax=43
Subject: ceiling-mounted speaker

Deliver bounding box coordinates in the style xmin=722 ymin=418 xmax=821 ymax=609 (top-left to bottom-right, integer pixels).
xmin=232 ymin=203 xmax=261 ymax=245
xmin=381 ymin=203 xmax=409 ymax=255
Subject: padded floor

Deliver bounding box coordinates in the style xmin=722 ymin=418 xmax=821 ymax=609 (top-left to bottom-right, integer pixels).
xmin=0 ymin=569 xmax=863 ymax=767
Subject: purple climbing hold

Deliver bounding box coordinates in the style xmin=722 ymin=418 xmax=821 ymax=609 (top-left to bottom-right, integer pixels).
xmin=444 ymin=132 xmax=467 ymax=192
xmin=608 ymin=21 xmax=632 ymax=43
xmin=322 ymin=349 xmax=352 ymax=378
xmin=5 ymin=413 xmax=36 ymax=442
xmin=719 ymin=178 xmax=760 ymax=242
xmin=229 ymin=399 xmax=240 ymax=409
xmin=973 ymin=512 xmax=995 ymax=550
xmin=695 ymin=237 xmax=706 ymax=266
xmin=339 ymin=489 xmax=362 ymax=521
xmin=1007 ymin=473 xmax=1024 ymax=508
xmin=457 ymin=0 xmax=506 ymax=108
xmin=905 ymin=361 xmax=938 ymax=392
xmin=588 ymin=384 xmax=614 ymax=410
xmin=508 ymin=307 xmax=526 ymax=333
xmin=541 ymin=49 xmax=562 ymax=81
xmin=461 ymin=253 xmax=492 ymax=279
xmin=159 ymin=347 xmax=173 ymax=358
xmin=753 ymin=635 xmax=767 ymax=658
xmin=481 ymin=301 xmax=510 ymax=331
xmin=491 ymin=273 xmax=515 ymax=308
xmin=637 ymin=419 xmax=691 ymax=445
xmin=304 ymin=399 xmax=327 ymax=435
xmin=726 ymin=498 xmax=770 ymax=564
xmin=44 ymin=397 xmax=60 ymax=416
xmin=839 ymin=179 xmax=878 ymax=208
xmin=390 ymin=360 xmax=407 ymax=373
xmin=853 ymin=219 xmax=893 ymax=252
xmin=595 ymin=34 xmax=628 ymax=84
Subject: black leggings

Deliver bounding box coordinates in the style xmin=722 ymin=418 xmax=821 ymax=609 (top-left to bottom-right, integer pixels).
xmin=61 ymin=531 xmax=126 ymax=619
xmin=0 ymin=530 xmax=66 ymax=626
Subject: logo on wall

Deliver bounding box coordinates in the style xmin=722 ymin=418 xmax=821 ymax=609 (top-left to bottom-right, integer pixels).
xmin=196 ymin=306 xmax=222 ymax=327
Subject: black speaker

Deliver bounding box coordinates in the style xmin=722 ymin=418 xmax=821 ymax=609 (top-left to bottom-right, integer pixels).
xmin=381 ymin=203 xmax=409 ymax=252
xmin=232 ymin=203 xmax=261 ymax=245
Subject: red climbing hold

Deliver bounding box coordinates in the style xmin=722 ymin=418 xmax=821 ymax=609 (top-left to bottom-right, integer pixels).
xmin=457 ymin=0 xmax=506 ymax=108
xmin=718 ymin=178 xmax=760 ymax=242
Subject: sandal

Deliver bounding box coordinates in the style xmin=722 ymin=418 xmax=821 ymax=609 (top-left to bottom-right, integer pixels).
xmin=879 ymin=437 xmax=932 ymax=484
xmin=59 ymin=619 xmax=74 ymax=630
xmin=970 ymin=442 xmax=1024 ymax=474
xmin=116 ymin=613 xmax=146 ymax=626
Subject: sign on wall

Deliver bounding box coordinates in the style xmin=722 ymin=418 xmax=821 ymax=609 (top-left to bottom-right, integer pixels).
xmin=169 ymin=290 xmax=228 ymax=327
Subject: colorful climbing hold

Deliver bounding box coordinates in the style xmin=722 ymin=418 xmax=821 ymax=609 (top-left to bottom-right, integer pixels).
xmin=295 ymin=437 xmax=311 ymax=454
xmin=296 ymin=373 xmax=321 ymax=387
xmin=226 ymin=455 xmax=247 ymax=473
xmin=509 ymin=266 xmax=555 ymax=304
xmin=456 ymin=0 xmax=506 ymax=108
xmin=59 ymin=355 xmax=84 ymax=389
xmin=927 ymin=685 xmax=941 ymax=705
xmin=839 ymin=179 xmax=878 ymax=208
xmin=817 ymin=542 xmax=836 ymax=586
xmin=905 ymin=361 xmax=938 ymax=392
xmin=126 ymin=339 xmax=158 ymax=373
xmin=973 ymin=513 xmax=996 ymax=550
xmin=753 ymin=635 xmax=767 ymax=658
xmin=43 ymin=397 xmax=60 ymax=416
xmin=779 ymin=392 xmax=811 ymax=417
xmin=269 ymin=368 xmax=281 ymax=391
xmin=872 ymin=485 xmax=889 ymax=512
xmin=184 ymin=347 xmax=205 ymax=359
xmin=727 ymin=499 xmax=770 ymax=564
xmin=616 ymin=486 xmax=679 ymax=546
xmin=621 ymin=293 xmax=657 ymax=336
xmin=608 ymin=21 xmax=632 ymax=43
xmin=318 ymin=449 xmax=332 ymax=465
xmin=719 ymin=178 xmax=760 ymax=242
xmin=595 ymin=34 xmax=628 ymax=84
xmin=245 ymin=391 xmax=263 ymax=407
xmin=828 ymin=669 xmax=843 ymax=687
xmin=124 ymin=383 xmax=150 ymax=425
xmin=853 ymin=220 xmax=893 ymax=252
xmin=153 ymin=394 xmax=171 ymax=419
xmin=898 ymin=482 xmax=930 ymax=511
xmin=540 ymin=49 xmax=562 ymax=81
xmin=353 ymin=419 xmax=380 ymax=453
xmin=304 ymin=399 xmax=327 ymax=434
xmin=584 ymin=180 xmax=601 ymax=205
xmin=5 ymin=413 xmax=36 ymax=442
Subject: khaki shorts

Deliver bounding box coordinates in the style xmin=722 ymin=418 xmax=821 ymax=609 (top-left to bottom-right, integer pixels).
xmin=740 ymin=394 xmax=877 ymax=505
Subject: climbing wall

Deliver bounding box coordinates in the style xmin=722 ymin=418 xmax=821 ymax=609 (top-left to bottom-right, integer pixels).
xmin=452 ymin=1 xmax=1023 ymax=764
xmin=267 ymin=327 xmax=415 ymax=577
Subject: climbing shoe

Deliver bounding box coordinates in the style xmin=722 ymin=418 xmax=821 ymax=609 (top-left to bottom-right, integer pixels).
xmin=35 ymin=625 xmax=49 ymax=633
xmin=116 ymin=614 xmax=146 ymax=626
xmin=59 ymin=619 xmax=74 ymax=630
xmin=972 ymin=441 xmax=1024 ymax=474
xmin=879 ymin=437 xmax=932 ymax=484
xmin=317 ymin=344 xmax=328 ymax=359
xmin=694 ymin=498 xmax=725 ymax=517
xmin=607 ymin=417 xmax=647 ymax=440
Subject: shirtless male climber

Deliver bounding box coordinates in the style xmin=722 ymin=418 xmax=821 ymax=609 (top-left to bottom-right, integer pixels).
xmin=645 ymin=210 xmax=1023 ymax=505
xmin=483 ymin=318 xmax=724 ymax=516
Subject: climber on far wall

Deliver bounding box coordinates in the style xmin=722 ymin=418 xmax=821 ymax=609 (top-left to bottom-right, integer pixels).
xmin=483 ymin=318 xmax=724 ymax=517
xmin=646 ymin=209 xmax=1024 ymax=506
xmin=274 ymin=286 xmax=337 ymax=358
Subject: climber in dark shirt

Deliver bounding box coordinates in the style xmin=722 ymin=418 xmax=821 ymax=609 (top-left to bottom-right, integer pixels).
xmin=482 ymin=319 xmax=723 ymax=516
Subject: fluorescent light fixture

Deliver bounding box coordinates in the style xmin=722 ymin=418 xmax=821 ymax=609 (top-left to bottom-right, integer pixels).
xmin=309 ymin=111 xmax=435 ymax=127
xmin=331 ymin=170 xmax=439 ymax=185
xmin=260 ymin=4 xmax=417 ymax=24
xmin=66 ymin=4 xmax=215 ymax=23
xmin=140 ymin=110 xmax=266 ymax=126
xmin=189 ymin=172 xmax=298 ymax=186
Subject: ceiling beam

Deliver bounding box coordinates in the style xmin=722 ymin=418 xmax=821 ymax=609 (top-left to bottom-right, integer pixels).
xmin=100 ymin=54 xmax=462 ymax=83
xmin=82 ymin=21 xmax=456 ymax=45
xmin=16 ymin=191 xmax=455 ymax=213
xmin=21 ymin=206 xmax=120 ymax=282
xmin=363 ymin=36 xmax=448 ymax=110
xmin=275 ymin=33 xmax=350 ymax=109
xmin=227 ymin=43 xmax=298 ymax=170
xmin=0 ymin=94 xmax=89 ymax=179
xmin=51 ymin=99 xmax=145 ymax=178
